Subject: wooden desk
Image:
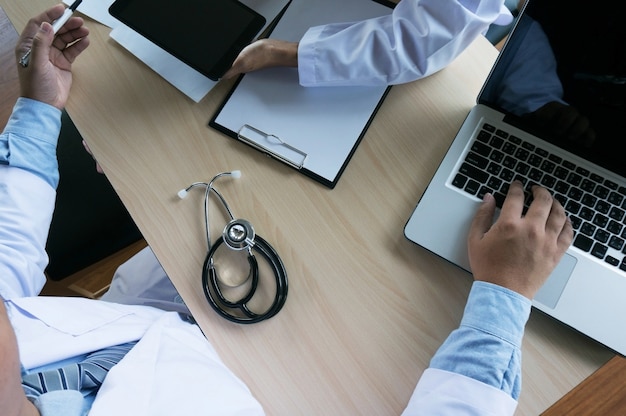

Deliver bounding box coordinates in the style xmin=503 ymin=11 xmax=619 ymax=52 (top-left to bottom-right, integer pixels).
xmin=1 ymin=3 xmax=615 ymax=415
xmin=542 ymin=355 xmax=626 ymax=415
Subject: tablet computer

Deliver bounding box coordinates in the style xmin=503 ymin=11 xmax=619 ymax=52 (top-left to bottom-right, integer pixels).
xmin=109 ymin=0 xmax=266 ymax=81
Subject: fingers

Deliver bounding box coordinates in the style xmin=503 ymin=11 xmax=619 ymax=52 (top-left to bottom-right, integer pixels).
xmin=30 ymin=22 xmax=55 ymax=68
xmin=525 ymin=185 xmax=553 ymax=221
xmin=500 ymin=180 xmax=525 ymax=219
xmin=222 ymin=39 xmax=298 ymax=79
xmin=19 ymin=4 xmax=65 ymax=45
xmin=18 ymin=7 xmax=89 ymax=70
xmin=222 ymin=42 xmax=263 ymax=79
xmin=57 ymin=21 xmax=90 ymax=64
xmin=557 ymin=215 xmax=574 ymax=253
xmin=523 ymin=184 xmax=573 ymax=255
xmin=468 ymin=192 xmax=497 ymax=244
xmin=546 ymin=198 xmax=573 ymax=252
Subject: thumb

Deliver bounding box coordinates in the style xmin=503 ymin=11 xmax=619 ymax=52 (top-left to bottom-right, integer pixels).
xmin=468 ymin=193 xmax=496 ymax=244
xmin=30 ymin=22 xmax=54 ymax=67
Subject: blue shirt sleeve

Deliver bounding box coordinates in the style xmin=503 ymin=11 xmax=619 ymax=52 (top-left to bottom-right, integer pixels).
xmin=0 ymin=97 xmax=62 ymax=189
xmin=429 ymin=281 xmax=532 ymax=399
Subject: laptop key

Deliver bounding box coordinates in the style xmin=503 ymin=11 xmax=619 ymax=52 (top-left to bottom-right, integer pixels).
xmin=609 ymin=206 xmax=625 ymax=221
xmin=574 ymin=234 xmax=593 ymax=252
xmin=565 ymin=200 xmax=581 ymax=215
xmin=494 ymin=192 xmax=507 ymax=208
xmin=464 ymin=180 xmax=480 ymax=195
xmin=471 ymin=141 xmax=492 ymax=157
xmin=487 ymin=162 xmax=502 ymax=175
xmin=540 ymin=174 xmax=556 ymax=188
xmin=592 ymin=213 xmax=609 ymax=228
xmin=502 ymin=142 xmax=517 ymax=155
xmin=580 ymin=222 xmax=596 ymax=236
xmin=609 ymin=236 xmax=624 ymax=251
xmin=477 ymin=186 xmax=493 ymax=199
xmin=594 ymin=229 xmax=610 ymax=244
xmin=607 ymin=220 xmax=623 ymax=236
xmin=459 ymin=163 xmax=488 ymax=183
xmin=477 ymin=130 xmax=492 ymax=142
xmin=499 ymin=168 xmax=514 ymax=182
xmin=452 ymin=173 xmax=468 ymax=189
xmin=579 ymin=207 xmax=594 ymax=221
xmin=591 ymin=242 xmax=608 ymax=259
xmin=465 ymin=151 xmax=489 ymax=169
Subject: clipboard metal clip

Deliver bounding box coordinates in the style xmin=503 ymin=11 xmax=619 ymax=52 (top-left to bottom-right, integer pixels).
xmin=237 ymin=124 xmax=308 ymax=170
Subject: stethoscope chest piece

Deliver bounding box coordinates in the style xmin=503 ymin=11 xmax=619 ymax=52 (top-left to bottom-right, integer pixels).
xmin=223 ymin=219 xmax=255 ymax=250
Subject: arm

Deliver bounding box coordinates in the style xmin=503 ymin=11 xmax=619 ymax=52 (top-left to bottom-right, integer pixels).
xmin=403 ymin=182 xmax=573 ymax=414
xmin=224 ymin=0 xmax=512 ymax=85
xmin=0 ymin=4 xmax=89 ymax=300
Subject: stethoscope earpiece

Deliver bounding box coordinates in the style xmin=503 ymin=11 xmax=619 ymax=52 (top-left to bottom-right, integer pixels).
xmin=179 ymin=171 xmax=287 ymax=324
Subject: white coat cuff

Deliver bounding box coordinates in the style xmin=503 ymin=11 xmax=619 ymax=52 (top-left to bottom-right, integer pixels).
xmin=403 ymin=368 xmax=518 ymax=416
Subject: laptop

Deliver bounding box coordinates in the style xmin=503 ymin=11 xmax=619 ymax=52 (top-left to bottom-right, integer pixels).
xmin=405 ymin=0 xmax=626 ymax=355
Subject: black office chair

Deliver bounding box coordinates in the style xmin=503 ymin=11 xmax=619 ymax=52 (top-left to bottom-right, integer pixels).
xmin=45 ymin=111 xmax=143 ymax=281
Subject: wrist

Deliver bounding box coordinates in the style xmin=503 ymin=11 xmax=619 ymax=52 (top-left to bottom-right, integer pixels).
xmin=267 ymin=40 xmax=298 ymax=67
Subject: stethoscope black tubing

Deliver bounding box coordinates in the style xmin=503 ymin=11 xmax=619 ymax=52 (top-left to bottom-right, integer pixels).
xmin=201 ymin=235 xmax=288 ymax=324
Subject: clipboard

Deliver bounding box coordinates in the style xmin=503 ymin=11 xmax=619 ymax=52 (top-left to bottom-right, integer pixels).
xmin=209 ymin=0 xmax=394 ymax=189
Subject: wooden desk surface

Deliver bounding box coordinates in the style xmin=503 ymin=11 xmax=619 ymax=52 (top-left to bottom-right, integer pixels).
xmin=1 ymin=3 xmax=615 ymax=415
xmin=542 ymin=355 xmax=626 ymax=415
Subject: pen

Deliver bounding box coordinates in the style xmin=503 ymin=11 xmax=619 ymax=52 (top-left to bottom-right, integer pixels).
xmin=19 ymin=0 xmax=83 ymax=68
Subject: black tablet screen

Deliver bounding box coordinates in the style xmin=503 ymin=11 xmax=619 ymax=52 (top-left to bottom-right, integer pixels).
xmin=109 ymin=0 xmax=265 ymax=80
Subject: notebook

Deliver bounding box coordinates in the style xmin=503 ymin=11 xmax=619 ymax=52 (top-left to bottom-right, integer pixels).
xmin=405 ymin=0 xmax=626 ymax=354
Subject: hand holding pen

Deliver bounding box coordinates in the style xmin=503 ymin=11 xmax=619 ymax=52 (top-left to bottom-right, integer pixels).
xmin=15 ymin=3 xmax=90 ymax=110
xmin=19 ymin=0 xmax=83 ymax=68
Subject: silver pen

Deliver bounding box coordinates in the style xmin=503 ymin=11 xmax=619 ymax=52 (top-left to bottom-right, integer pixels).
xmin=19 ymin=0 xmax=83 ymax=68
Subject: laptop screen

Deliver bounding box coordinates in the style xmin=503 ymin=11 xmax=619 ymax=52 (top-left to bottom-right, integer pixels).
xmin=479 ymin=0 xmax=625 ymax=179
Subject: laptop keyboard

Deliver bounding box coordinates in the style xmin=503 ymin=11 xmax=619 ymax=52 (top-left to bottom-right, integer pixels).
xmin=452 ymin=122 xmax=626 ymax=272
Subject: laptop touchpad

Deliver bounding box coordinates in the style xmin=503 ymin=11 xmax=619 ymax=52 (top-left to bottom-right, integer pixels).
xmin=534 ymin=253 xmax=577 ymax=309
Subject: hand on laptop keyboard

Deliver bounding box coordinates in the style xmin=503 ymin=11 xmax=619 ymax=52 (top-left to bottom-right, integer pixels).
xmin=467 ymin=181 xmax=573 ymax=299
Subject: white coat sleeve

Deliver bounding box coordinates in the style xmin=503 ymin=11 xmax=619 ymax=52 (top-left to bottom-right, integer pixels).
xmin=298 ymin=0 xmax=512 ymax=86
xmin=0 ymin=98 xmax=61 ymax=299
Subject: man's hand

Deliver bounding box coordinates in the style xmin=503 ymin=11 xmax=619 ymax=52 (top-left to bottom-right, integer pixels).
xmin=16 ymin=3 xmax=90 ymax=110
xmin=467 ymin=181 xmax=573 ymax=299
xmin=222 ymin=39 xmax=298 ymax=79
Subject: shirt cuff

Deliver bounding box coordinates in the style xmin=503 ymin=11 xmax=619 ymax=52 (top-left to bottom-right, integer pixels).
xmin=30 ymin=390 xmax=86 ymax=416
xmin=297 ymin=25 xmax=325 ymax=87
xmin=1 ymin=97 xmax=61 ymax=188
xmin=462 ymin=281 xmax=532 ymax=348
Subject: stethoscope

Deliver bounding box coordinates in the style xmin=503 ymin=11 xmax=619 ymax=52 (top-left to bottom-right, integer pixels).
xmin=177 ymin=171 xmax=288 ymax=324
